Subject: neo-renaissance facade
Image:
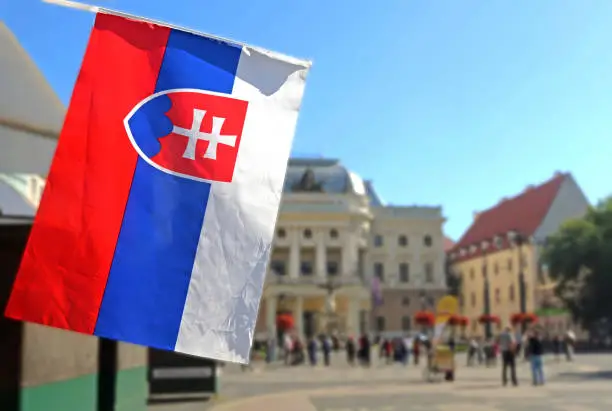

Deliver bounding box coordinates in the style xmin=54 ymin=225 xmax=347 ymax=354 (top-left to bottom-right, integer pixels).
xmin=255 ymin=158 xmax=448 ymax=339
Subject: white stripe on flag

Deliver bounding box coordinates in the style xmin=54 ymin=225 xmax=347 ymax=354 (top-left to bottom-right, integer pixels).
xmin=174 ymin=48 xmax=308 ymax=363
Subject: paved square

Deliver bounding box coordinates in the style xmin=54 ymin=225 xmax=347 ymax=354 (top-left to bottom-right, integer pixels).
xmin=150 ymin=354 xmax=612 ymax=411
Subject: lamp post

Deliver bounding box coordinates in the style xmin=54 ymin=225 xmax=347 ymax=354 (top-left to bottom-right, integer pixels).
xmin=481 ymin=241 xmax=492 ymax=339
xmin=508 ymin=231 xmax=528 ymax=332
xmin=318 ymin=277 xmax=342 ymax=335
xmin=419 ymin=290 xmax=427 ymax=311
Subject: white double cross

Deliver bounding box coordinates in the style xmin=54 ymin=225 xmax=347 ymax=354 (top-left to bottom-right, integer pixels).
xmin=172 ymin=109 xmax=237 ymax=161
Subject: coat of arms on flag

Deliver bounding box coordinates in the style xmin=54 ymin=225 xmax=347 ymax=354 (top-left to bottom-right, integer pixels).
xmin=5 ymin=8 xmax=310 ymax=364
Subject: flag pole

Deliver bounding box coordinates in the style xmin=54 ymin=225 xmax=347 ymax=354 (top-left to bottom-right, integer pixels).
xmin=42 ymin=0 xmax=312 ymax=67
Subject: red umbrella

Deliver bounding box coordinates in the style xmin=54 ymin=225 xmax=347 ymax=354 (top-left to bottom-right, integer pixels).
xmin=510 ymin=312 xmax=538 ymax=325
xmin=447 ymin=314 xmax=462 ymax=326
xmin=478 ymin=314 xmax=500 ymax=324
xmin=276 ymin=313 xmax=294 ymax=331
xmin=510 ymin=313 xmax=523 ymax=325
xmin=414 ymin=311 xmax=435 ymax=327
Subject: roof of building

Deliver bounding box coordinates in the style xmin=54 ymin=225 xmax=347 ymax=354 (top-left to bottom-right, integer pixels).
xmin=452 ymin=172 xmax=567 ymax=253
xmin=0 ymin=21 xmax=63 ymax=175
xmin=0 ymin=21 xmax=65 ymax=135
xmin=443 ymin=237 xmax=455 ymax=252
xmin=0 ymin=174 xmax=45 ymax=222
xmin=364 ymin=180 xmax=385 ymax=206
xmin=283 ymin=158 xmax=367 ymax=196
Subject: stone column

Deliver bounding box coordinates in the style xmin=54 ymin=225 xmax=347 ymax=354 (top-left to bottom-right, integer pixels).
xmin=289 ymin=230 xmax=300 ymax=279
xmin=266 ymin=295 xmax=277 ymax=338
xmin=294 ymin=296 xmax=304 ymax=339
xmin=315 ymin=231 xmax=326 ymax=278
xmin=342 ymin=237 xmax=356 ymax=278
xmin=346 ymin=298 xmax=359 ymax=336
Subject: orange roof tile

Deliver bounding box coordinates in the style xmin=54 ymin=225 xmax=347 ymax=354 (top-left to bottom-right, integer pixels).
xmin=443 ymin=236 xmax=455 ymax=252
xmin=452 ymin=173 xmax=567 ymax=258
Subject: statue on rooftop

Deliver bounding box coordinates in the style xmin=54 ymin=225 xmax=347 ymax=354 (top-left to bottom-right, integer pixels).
xmin=292 ymin=168 xmax=323 ymax=192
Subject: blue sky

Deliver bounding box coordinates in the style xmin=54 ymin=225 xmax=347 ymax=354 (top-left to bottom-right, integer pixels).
xmin=3 ymin=0 xmax=612 ymax=240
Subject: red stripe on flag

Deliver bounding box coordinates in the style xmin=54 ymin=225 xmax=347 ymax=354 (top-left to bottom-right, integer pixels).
xmin=5 ymin=14 xmax=170 ymax=334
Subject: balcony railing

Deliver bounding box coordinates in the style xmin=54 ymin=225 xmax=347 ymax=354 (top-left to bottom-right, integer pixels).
xmin=266 ymin=272 xmax=365 ymax=286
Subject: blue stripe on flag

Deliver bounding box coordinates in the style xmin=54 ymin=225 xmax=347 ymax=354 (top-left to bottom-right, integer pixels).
xmin=94 ymin=30 xmax=242 ymax=350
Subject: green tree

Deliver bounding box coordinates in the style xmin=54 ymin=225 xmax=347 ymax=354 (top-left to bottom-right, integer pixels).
xmin=542 ymin=197 xmax=612 ymax=330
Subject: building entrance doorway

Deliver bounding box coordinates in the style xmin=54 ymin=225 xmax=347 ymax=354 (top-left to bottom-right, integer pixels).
xmin=303 ymin=311 xmax=316 ymax=338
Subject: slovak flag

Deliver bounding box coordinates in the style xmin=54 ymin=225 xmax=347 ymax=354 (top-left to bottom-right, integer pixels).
xmin=4 ymin=12 xmax=310 ymax=363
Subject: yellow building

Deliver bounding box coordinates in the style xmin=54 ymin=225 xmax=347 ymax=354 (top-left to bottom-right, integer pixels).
xmin=448 ymin=172 xmax=589 ymax=337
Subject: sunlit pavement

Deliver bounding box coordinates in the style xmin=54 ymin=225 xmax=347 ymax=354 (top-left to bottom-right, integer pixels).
xmin=149 ymin=353 xmax=612 ymax=411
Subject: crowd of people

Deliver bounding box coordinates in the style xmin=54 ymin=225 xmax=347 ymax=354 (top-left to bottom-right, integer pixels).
xmin=258 ymin=332 xmax=434 ymax=368
xmin=249 ymin=326 xmax=577 ymax=387
xmin=466 ymin=326 xmax=576 ymax=386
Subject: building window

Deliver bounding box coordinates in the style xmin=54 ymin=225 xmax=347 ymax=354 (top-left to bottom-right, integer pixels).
xmin=494 ymin=262 xmax=499 ymax=275
xmin=481 ymin=264 xmax=487 ymax=278
xmin=424 ymin=235 xmax=433 ymax=247
xmin=401 ymin=296 xmax=410 ymax=306
xmin=277 ymin=228 xmax=286 ymax=238
xmin=330 ymin=229 xmax=339 ymax=239
xmin=471 ymin=292 xmax=476 ymax=307
xmin=507 ymin=258 xmax=513 ymax=271
xmin=374 ymin=235 xmax=383 ymax=247
xmin=326 ymin=261 xmax=339 ymax=276
xmin=270 ymin=260 xmax=286 ymax=276
xmin=376 ymin=316 xmax=386 ymax=332
xmin=398 ymin=235 xmax=408 ymax=247
xmin=374 ymin=262 xmax=384 ymax=280
xmin=300 ymin=261 xmax=313 ymax=275
xmin=495 ymin=288 xmax=500 ymax=303
xmin=470 ymin=269 xmax=475 ymax=280
xmin=399 ymin=263 xmax=410 ymax=283
xmin=303 ymin=228 xmax=312 ymax=239
xmin=401 ymin=316 xmax=411 ymax=331
xmin=424 ymin=262 xmax=434 ymax=283
xmin=509 ymin=285 xmax=515 ymax=302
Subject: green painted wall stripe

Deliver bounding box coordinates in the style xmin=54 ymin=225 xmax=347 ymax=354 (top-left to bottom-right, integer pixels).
xmin=17 ymin=367 xmax=146 ymax=411
xmin=20 ymin=373 xmax=96 ymax=411
xmin=115 ymin=367 xmax=147 ymax=411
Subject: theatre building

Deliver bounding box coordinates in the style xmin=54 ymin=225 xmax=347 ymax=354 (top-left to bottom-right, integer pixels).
xmin=255 ymin=158 xmax=448 ymax=339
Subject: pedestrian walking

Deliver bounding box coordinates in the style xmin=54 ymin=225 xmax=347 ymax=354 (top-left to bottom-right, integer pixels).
xmin=307 ymin=337 xmax=318 ymax=366
xmin=346 ymin=336 xmax=356 ymax=366
xmin=476 ymin=338 xmax=484 ymax=365
xmin=403 ymin=336 xmax=412 ymax=366
xmin=564 ymin=330 xmax=576 ymax=361
xmin=358 ymin=333 xmax=371 ymax=367
xmin=467 ymin=338 xmax=478 ymax=366
xmin=321 ymin=335 xmax=332 ymax=367
xmin=527 ymin=329 xmax=545 ymax=386
xmin=283 ymin=333 xmax=293 ymax=366
xmin=499 ymin=326 xmax=518 ymax=386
